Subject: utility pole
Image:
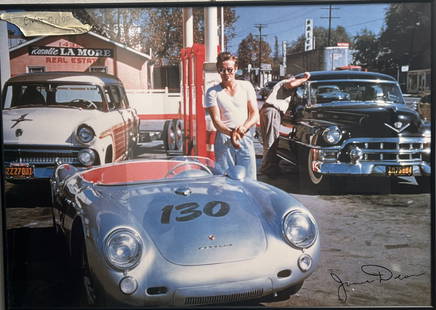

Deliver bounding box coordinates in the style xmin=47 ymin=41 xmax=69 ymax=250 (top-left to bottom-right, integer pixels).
xmin=321 ymin=5 xmax=339 ymax=47
xmin=254 ymin=23 xmax=266 ymax=86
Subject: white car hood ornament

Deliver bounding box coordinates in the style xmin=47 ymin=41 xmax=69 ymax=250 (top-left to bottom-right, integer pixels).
xmin=11 ymin=113 xmax=32 ymax=128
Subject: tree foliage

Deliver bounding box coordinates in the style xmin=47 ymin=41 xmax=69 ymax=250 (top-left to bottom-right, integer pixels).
xmin=237 ymin=33 xmax=272 ymax=70
xmin=85 ymin=8 xmax=146 ymax=49
xmin=352 ymin=29 xmax=380 ymax=71
xmin=142 ymin=8 xmax=183 ymax=65
xmin=378 ymin=2 xmax=431 ymax=74
xmin=86 ymin=7 xmax=238 ymax=65
xmin=288 ymin=26 xmax=352 ymax=53
xmin=353 ymin=2 xmax=430 ymax=75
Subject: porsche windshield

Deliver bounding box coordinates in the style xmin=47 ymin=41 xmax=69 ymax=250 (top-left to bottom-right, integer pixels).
xmin=2 ymin=83 xmax=104 ymax=110
xmin=309 ymin=81 xmax=405 ymax=105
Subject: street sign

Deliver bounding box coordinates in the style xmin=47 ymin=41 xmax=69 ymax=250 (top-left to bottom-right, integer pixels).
xmin=305 ymin=19 xmax=314 ymax=51
xmin=261 ymin=63 xmax=272 ymax=70
xmin=401 ymin=65 xmax=409 ymax=72
xmin=280 ymin=64 xmax=286 ymax=76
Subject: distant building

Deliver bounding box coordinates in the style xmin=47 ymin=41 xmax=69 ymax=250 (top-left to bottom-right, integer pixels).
xmin=9 ymin=31 xmax=153 ymax=90
xmin=285 ymin=45 xmax=357 ymax=74
xmin=406 ymin=69 xmax=431 ymax=94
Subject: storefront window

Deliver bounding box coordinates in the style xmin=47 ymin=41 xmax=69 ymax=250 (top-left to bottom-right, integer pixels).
xmin=89 ymin=66 xmax=107 ymax=73
xmin=27 ymin=66 xmax=46 ymax=73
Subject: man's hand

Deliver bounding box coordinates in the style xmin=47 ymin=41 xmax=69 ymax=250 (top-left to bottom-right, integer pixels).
xmin=231 ymin=129 xmax=242 ymax=148
xmin=235 ymin=125 xmax=247 ymax=137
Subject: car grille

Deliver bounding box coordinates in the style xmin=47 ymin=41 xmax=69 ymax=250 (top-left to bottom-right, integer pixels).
xmin=4 ymin=145 xmax=82 ymax=166
xmin=184 ymin=289 xmax=264 ymax=305
xmin=341 ymin=138 xmax=430 ymax=162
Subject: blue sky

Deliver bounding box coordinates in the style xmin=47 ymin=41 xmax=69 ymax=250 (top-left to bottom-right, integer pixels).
xmin=228 ymin=3 xmax=389 ymax=53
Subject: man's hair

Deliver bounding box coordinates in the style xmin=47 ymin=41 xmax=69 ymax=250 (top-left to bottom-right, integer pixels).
xmin=216 ymin=52 xmax=238 ymax=68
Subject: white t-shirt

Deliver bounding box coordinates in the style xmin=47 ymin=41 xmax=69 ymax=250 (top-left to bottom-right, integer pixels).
xmin=205 ymin=80 xmax=257 ymax=128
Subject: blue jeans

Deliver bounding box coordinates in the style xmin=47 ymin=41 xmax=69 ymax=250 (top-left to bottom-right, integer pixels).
xmin=214 ymin=130 xmax=257 ymax=180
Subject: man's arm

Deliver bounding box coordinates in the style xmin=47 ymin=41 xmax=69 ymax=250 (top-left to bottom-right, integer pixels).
xmin=237 ymin=83 xmax=259 ymax=136
xmin=285 ymin=72 xmax=311 ymax=89
xmin=206 ymin=106 xmax=233 ymax=136
xmin=238 ymin=98 xmax=259 ymax=135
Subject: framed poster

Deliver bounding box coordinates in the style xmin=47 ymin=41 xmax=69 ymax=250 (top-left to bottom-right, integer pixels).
xmin=0 ymin=0 xmax=434 ymax=308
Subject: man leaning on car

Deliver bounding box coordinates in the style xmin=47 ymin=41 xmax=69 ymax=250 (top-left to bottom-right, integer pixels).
xmin=259 ymin=72 xmax=311 ymax=177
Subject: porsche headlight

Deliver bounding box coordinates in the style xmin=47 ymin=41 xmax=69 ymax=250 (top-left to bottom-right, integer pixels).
xmin=104 ymin=228 xmax=143 ymax=270
xmin=283 ymin=209 xmax=318 ymax=249
xmin=322 ymin=126 xmax=342 ymax=145
xmin=77 ymin=125 xmax=95 ymax=144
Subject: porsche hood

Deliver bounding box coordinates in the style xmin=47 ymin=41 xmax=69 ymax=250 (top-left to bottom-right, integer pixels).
xmin=117 ymin=179 xmax=268 ymax=266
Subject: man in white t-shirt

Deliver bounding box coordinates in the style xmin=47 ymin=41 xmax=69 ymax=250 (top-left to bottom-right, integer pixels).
xmin=204 ymin=52 xmax=259 ymax=179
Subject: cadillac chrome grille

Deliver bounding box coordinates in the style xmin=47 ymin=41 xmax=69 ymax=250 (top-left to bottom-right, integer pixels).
xmin=4 ymin=146 xmax=81 ymax=165
xmin=345 ymin=140 xmax=430 ymax=162
xmin=184 ymin=289 xmax=264 ymax=305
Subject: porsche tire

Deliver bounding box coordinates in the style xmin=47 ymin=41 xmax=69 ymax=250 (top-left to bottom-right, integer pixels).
xmin=72 ymin=227 xmax=103 ymax=307
xmin=78 ymin=241 xmax=102 ymax=306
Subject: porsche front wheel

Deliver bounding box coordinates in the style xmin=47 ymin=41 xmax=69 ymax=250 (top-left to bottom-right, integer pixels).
xmin=72 ymin=229 xmax=103 ymax=307
xmin=77 ymin=241 xmax=101 ymax=306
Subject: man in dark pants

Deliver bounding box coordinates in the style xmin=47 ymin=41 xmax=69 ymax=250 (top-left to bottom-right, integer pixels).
xmin=259 ymin=72 xmax=310 ymax=177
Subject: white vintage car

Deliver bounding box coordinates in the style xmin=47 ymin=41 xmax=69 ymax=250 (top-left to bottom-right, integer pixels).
xmin=2 ymin=72 xmax=139 ymax=181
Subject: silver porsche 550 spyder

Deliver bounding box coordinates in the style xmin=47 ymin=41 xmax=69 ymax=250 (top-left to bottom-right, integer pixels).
xmin=50 ymin=156 xmax=320 ymax=306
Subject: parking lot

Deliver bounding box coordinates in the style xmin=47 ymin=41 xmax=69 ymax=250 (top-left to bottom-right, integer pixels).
xmin=3 ymin=141 xmax=432 ymax=307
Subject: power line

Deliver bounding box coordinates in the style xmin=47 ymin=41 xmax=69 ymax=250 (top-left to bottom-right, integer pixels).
xmin=254 ymin=24 xmax=267 ymax=85
xmin=321 ymin=4 xmax=340 ymax=46
xmin=344 ymin=18 xmax=385 ymax=30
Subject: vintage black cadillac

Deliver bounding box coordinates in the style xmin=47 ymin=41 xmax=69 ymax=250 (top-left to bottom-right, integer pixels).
xmin=276 ymin=71 xmax=431 ymax=191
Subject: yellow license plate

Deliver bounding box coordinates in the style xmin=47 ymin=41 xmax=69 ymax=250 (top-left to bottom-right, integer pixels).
xmin=387 ymin=166 xmax=413 ymax=176
xmin=6 ymin=165 xmax=34 ymax=178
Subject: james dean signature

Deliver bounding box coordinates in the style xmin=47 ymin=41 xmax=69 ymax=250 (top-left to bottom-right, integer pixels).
xmin=330 ymin=264 xmax=425 ymax=302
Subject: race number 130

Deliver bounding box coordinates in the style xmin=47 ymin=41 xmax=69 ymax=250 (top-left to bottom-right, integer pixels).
xmin=160 ymin=201 xmax=230 ymax=224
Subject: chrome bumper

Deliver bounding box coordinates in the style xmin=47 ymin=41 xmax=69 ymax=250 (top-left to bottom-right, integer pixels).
xmin=314 ymin=161 xmax=431 ymax=176
xmin=307 ymin=136 xmax=431 ymax=177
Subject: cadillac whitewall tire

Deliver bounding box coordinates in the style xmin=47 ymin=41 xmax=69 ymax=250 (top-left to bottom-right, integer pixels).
xmin=298 ymin=147 xmax=330 ymax=193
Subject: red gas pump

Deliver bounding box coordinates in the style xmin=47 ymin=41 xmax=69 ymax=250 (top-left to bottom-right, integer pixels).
xmin=180 ymin=44 xmax=216 ymax=160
